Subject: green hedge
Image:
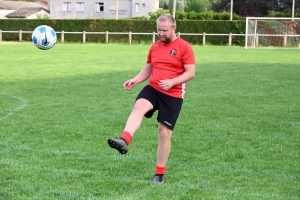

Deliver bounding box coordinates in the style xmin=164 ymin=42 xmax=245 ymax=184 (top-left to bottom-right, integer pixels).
xmin=175 ymin=11 xmax=241 ymax=20
xmin=0 ymin=19 xmax=246 ymax=45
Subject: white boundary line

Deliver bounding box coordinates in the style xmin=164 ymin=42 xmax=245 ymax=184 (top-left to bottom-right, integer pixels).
xmin=0 ymin=92 xmax=28 ymax=122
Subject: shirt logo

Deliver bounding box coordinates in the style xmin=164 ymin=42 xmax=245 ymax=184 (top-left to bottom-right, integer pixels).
xmin=170 ymin=49 xmax=177 ymax=56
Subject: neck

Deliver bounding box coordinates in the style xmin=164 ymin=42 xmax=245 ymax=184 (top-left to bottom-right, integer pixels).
xmin=170 ymin=35 xmax=178 ymax=42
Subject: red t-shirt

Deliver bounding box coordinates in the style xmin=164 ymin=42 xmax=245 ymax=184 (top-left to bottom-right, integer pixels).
xmin=147 ymin=37 xmax=195 ymax=99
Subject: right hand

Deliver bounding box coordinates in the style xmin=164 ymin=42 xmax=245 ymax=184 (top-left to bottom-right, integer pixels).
xmin=124 ymin=79 xmax=137 ymax=91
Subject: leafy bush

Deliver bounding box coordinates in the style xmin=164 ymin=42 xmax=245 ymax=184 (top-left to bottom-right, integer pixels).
xmin=175 ymin=11 xmax=188 ymax=20
xmin=35 ymin=13 xmax=50 ymax=19
xmin=149 ymin=9 xmax=170 ymax=20
xmin=130 ymin=16 xmax=150 ymax=20
xmin=188 ymin=11 xmax=198 ymax=20
xmin=216 ymin=12 xmax=230 ymax=20
xmin=267 ymin=11 xmax=300 ymax=18
xmin=148 ymin=10 xmax=242 ymax=20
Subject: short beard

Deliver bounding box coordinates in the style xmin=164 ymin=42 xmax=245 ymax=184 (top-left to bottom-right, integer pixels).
xmin=160 ymin=36 xmax=172 ymax=44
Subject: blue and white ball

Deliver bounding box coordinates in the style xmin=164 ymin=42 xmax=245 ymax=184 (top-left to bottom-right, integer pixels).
xmin=32 ymin=25 xmax=57 ymax=50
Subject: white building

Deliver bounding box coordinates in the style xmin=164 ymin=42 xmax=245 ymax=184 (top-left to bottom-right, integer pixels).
xmin=49 ymin=0 xmax=159 ymax=19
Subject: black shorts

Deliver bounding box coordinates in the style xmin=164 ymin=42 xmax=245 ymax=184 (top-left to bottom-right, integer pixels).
xmin=136 ymin=85 xmax=183 ymax=131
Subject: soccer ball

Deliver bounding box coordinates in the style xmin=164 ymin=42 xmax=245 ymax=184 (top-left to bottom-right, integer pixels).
xmin=32 ymin=25 xmax=57 ymax=50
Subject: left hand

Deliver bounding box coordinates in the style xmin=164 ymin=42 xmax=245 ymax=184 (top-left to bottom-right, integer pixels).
xmin=158 ymin=79 xmax=174 ymax=91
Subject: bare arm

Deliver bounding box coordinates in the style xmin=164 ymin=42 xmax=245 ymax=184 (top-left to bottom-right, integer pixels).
xmin=158 ymin=64 xmax=195 ymax=91
xmin=124 ymin=63 xmax=152 ymax=91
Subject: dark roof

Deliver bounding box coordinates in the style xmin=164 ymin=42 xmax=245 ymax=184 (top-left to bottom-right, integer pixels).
xmin=0 ymin=0 xmax=49 ymax=18
xmin=38 ymin=0 xmax=48 ymax=7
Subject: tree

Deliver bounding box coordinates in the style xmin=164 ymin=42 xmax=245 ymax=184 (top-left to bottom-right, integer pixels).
xmin=168 ymin=0 xmax=184 ymax=14
xmin=160 ymin=0 xmax=213 ymax=13
xmin=169 ymin=0 xmax=174 ymax=13
xmin=159 ymin=0 xmax=169 ymax=10
xmin=212 ymin=0 xmax=300 ymax=17
xmin=184 ymin=0 xmax=211 ymax=12
xmin=212 ymin=0 xmax=268 ymax=16
xmin=269 ymin=0 xmax=300 ymax=13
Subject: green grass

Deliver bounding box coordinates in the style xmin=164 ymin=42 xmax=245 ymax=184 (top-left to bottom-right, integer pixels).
xmin=0 ymin=43 xmax=299 ymax=200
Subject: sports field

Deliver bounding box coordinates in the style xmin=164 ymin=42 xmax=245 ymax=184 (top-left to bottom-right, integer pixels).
xmin=0 ymin=43 xmax=299 ymax=200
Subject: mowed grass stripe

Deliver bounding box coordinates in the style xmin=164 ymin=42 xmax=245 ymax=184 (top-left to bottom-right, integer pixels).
xmin=1 ymin=141 xmax=298 ymax=179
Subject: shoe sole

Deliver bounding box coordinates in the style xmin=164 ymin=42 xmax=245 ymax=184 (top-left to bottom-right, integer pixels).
xmin=107 ymin=139 xmax=128 ymax=154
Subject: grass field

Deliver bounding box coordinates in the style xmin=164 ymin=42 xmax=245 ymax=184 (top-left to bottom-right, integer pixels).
xmin=0 ymin=43 xmax=299 ymax=200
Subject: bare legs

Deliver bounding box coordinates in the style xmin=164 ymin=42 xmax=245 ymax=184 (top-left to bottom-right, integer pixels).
xmin=123 ymin=98 xmax=153 ymax=136
xmin=124 ymin=99 xmax=172 ymax=168
xmin=157 ymin=123 xmax=172 ymax=166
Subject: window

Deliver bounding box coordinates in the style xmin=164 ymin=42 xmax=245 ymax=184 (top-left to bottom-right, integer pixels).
xmin=135 ymin=3 xmax=139 ymax=13
xmin=96 ymin=2 xmax=104 ymax=12
xmin=77 ymin=2 xmax=85 ymax=12
xmin=63 ymin=2 xmax=71 ymax=12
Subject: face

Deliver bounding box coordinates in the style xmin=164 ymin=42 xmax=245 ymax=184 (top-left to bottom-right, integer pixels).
xmin=157 ymin=20 xmax=176 ymax=44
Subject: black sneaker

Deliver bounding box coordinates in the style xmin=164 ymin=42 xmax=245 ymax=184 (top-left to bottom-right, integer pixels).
xmin=107 ymin=138 xmax=128 ymax=154
xmin=153 ymin=174 xmax=164 ymax=184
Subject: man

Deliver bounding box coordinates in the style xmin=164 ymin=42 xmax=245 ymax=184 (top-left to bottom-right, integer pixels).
xmin=107 ymin=14 xmax=196 ymax=184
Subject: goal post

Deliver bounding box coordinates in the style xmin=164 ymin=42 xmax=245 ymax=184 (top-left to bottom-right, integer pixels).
xmin=245 ymin=17 xmax=300 ymax=49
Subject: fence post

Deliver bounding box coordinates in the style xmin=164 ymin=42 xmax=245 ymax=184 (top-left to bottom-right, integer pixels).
xmin=61 ymin=31 xmax=64 ymax=43
xmin=283 ymin=33 xmax=287 ymax=47
xmin=19 ymin=30 xmax=22 ymax=41
xmin=129 ymin=31 xmax=132 ymax=44
xmin=229 ymin=33 xmax=232 ymax=46
xmin=177 ymin=32 xmax=180 ymax=38
xmin=152 ymin=32 xmax=156 ymax=43
xmin=0 ymin=30 xmax=2 ymax=42
xmin=106 ymin=31 xmax=109 ymax=43
xmin=255 ymin=33 xmax=259 ymax=47
xmin=83 ymin=31 xmax=86 ymax=43
xmin=203 ymin=32 xmax=206 ymax=46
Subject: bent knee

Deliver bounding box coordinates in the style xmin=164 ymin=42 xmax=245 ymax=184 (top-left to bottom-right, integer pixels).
xmin=132 ymin=99 xmax=153 ymax=113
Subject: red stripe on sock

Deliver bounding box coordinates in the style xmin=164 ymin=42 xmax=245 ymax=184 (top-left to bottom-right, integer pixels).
xmin=120 ymin=131 xmax=132 ymax=146
xmin=155 ymin=165 xmax=166 ymax=175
